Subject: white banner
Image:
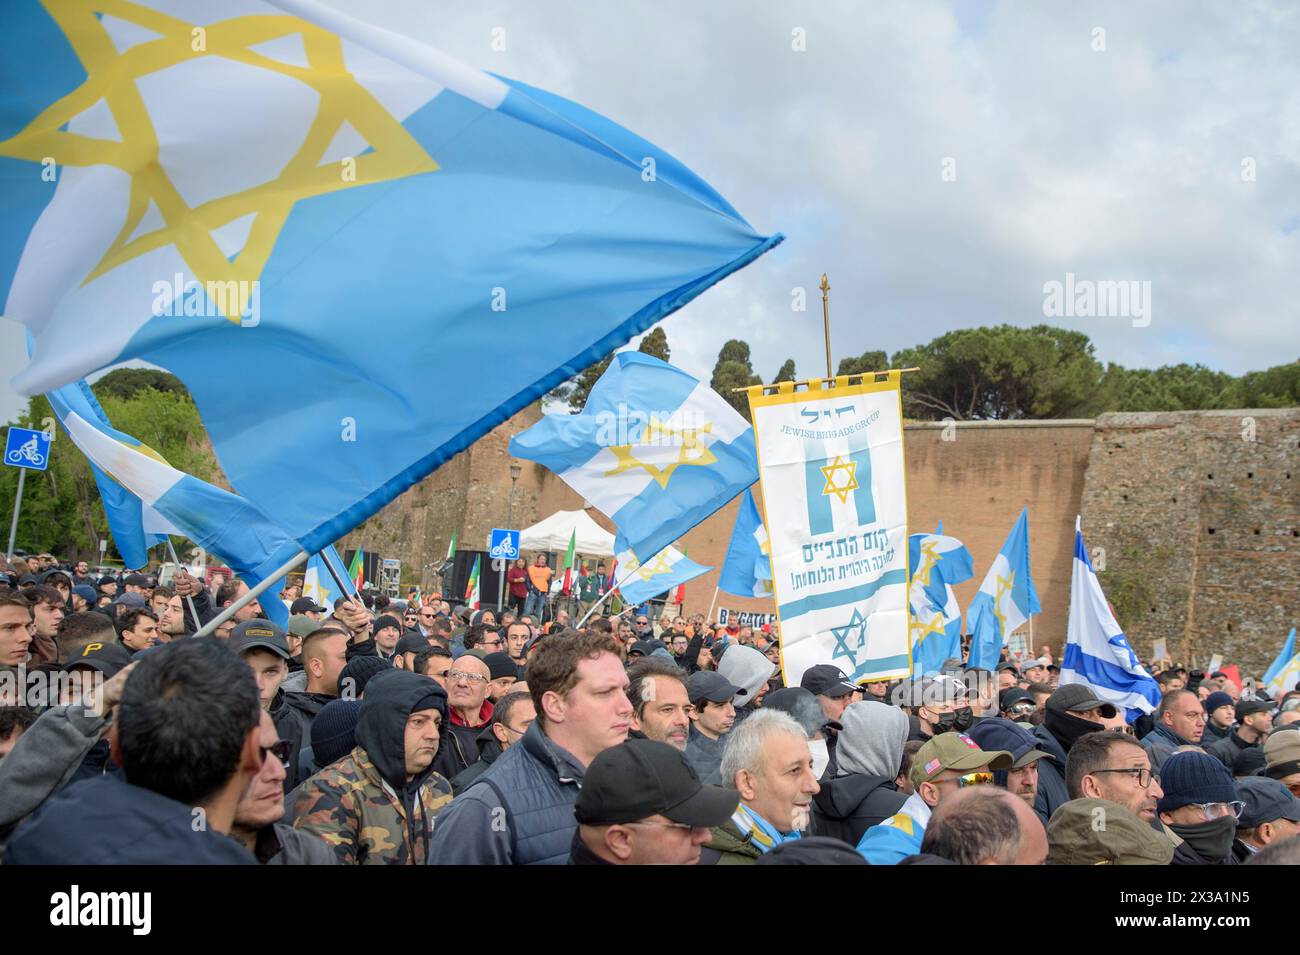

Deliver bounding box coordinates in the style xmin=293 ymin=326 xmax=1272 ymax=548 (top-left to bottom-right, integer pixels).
xmin=747 ymin=372 xmax=910 ymax=687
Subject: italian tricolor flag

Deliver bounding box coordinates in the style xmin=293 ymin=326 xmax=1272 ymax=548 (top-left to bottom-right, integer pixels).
xmin=347 ymin=548 xmax=365 ymax=590
xmin=465 ymin=554 xmax=481 ymax=609
xmin=446 ymin=532 xmax=457 ymax=561
xmin=560 ymin=530 xmax=577 ymax=595
xmin=672 ymin=546 xmax=687 ymax=605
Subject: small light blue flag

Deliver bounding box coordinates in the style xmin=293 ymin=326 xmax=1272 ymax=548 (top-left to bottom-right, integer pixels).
xmin=613 ymin=533 xmax=712 ymax=607
xmin=1059 ymin=522 xmax=1161 ymax=721
xmin=1262 ymin=629 xmax=1297 ymax=687
xmin=966 ymin=507 xmax=1041 ymax=671
xmin=5 ymin=0 xmax=780 ymax=558
xmin=908 ymin=530 xmax=974 ymax=610
xmin=718 ymin=487 xmax=772 ymax=598
xmin=512 ymin=353 xmax=759 ymax=560
xmin=907 ymin=529 xmax=972 ymax=676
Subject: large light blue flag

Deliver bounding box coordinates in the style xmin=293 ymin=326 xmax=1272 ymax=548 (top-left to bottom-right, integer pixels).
xmin=908 ymin=529 xmax=972 ymax=676
xmin=60 ymin=410 xmax=299 ymax=626
xmin=613 ymin=533 xmax=712 ymax=608
xmin=966 ymin=507 xmax=1041 ymax=671
xmin=2 ymin=0 xmax=781 ymax=557
xmin=44 ymin=378 xmax=168 ymax=570
xmin=511 ymin=353 xmax=759 ymax=560
xmin=718 ymin=487 xmax=772 ymax=598
xmin=1059 ymin=522 xmax=1161 ymax=722
xmin=1262 ymin=628 xmax=1297 ymax=687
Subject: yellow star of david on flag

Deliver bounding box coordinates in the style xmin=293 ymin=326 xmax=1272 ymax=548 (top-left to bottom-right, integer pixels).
xmin=613 ymin=533 xmax=712 ymax=607
xmin=819 ymin=455 xmax=859 ymax=504
xmin=3 ymin=0 xmax=780 ymax=561
xmin=512 ymin=353 xmax=760 ymax=560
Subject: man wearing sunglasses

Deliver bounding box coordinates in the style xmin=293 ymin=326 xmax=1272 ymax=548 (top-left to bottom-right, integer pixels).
xmin=1156 ymin=750 xmax=1243 ymax=865
xmin=856 ymin=731 xmax=1012 ymax=865
xmin=231 ymin=711 xmax=335 ymax=864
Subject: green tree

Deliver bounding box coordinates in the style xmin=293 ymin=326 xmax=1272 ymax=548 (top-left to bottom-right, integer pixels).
xmin=836 ymin=350 xmax=888 ymax=377
xmin=0 ymin=387 xmax=220 ymax=561
xmin=1101 ymin=363 xmax=1240 ymax=412
xmin=549 ymin=327 xmax=673 ymax=411
xmin=1235 ymin=361 xmax=1299 ymax=408
xmin=773 ymin=359 xmax=797 ymax=383
xmin=892 ymin=325 xmax=1105 ymax=420
xmin=710 ymin=339 xmax=760 ymax=417
xmin=92 ymin=367 xmax=189 ymax=401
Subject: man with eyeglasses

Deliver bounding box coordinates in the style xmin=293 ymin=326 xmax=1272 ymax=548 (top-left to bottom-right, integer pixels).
xmin=432 ymin=654 xmax=493 ymax=779
xmin=1064 ymin=729 xmax=1164 ymax=823
xmin=571 ymin=738 xmax=740 ymax=865
xmin=448 ymin=690 xmax=536 ymax=794
xmin=856 ymin=731 xmax=1012 ymax=865
xmin=1141 ymin=688 xmax=1206 ymax=775
xmin=1000 ymin=688 xmax=1037 ymax=726
xmin=231 ymin=711 xmax=335 ymax=864
xmin=1155 ymin=750 xmax=1243 ymax=865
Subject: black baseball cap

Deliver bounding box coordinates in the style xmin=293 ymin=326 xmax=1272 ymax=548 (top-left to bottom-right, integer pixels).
xmin=800 ymin=664 xmax=857 ymax=698
xmin=63 ymin=641 xmax=133 ymax=678
xmin=628 ymin=639 xmax=661 ymax=658
xmin=686 ymin=670 xmax=745 ymax=704
xmin=574 ymin=739 xmax=740 ymax=827
xmin=291 ymin=596 xmax=326 ymax=614
xmin=228 ymin=619 xmax=291 ymax=660
xmin=1000 ymin=688 xmax=1036 ymax=712
xmin=1046 ymin=683 xmax=1118 ymax=719
xmin=395 ymin=632 xmax=432 ymax=655
xmin=1236 ymin=777 xmax=1300 ymax=828
xmin=123 ymin=573 xmax=150 ymax=587
xmin=1236 ymin=699 xmax=1272 ymax=721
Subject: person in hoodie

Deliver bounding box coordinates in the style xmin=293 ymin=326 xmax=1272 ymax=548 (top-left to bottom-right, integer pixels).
xmin=449 ymin=689 xmax=536 ymax=794
xmin=715 ymin=642 xmax=776 ymax=728
xmin=1155 ymin=750 xmax=1241 ymax=865
xmin=4 ymin=639 xmax=262 ymax=864
xmin=293 ymin=669 xmax=454 ymax=864
xmin=1141 ymin=688 xmax=1207 ymax=775
xmin=856 ymin=732 xmax=1012 ymax=865
xmin=283 ymin=698 xmax=361 ymax=817
xmin=1032 ymin=684 xmax=1118 ymax=825
xmin=276 ymin=627 xmax=348 ymax=787
xmin=812 ymin=700 xmax=909 ymax=845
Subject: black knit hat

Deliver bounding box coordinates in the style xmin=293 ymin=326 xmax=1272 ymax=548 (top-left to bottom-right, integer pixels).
xmin=311 ymin=699 xmax=361 ymax=766
xmin=339 ymin=655 xmax=391 ymax=699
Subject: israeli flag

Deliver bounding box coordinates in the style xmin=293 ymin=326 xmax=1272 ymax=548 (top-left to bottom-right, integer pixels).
xmin=1059 ymin=521 xmax=1161 ymax=720
xmin=44 ymin=377 xmax=169 ymax=569
xmin=1262 ymin=628 xmax=1297 ymax=687
xmin=718 ymin=487 xmax=772 ymax=598
xmin=60 ymin=410 xmax=300 ymax=626
xmin=3 ymin=0 xmax=779 ymax=558
xmin=966 ymin=507 xmax=1041 ymax=671
xmin=908 ymin=529 xmax=971 ymax=675
xmin=512 ymin=353 xmax=758 ymax=560
xmin=613 ymin=533 xmax=712 ymax=608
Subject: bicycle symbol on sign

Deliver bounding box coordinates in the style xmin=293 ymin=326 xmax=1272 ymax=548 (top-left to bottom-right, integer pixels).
xmin=5 ymin=437 xmax=47 ymax=468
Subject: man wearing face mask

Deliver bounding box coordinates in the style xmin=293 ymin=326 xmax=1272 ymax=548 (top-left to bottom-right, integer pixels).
xmin=914 ymin=675 xmax=975 ymax=740
xmin=1155 ymin=750 xmax=1242 ymax=865
xmin=1032 ymin=685 xmax=1119 ymax=825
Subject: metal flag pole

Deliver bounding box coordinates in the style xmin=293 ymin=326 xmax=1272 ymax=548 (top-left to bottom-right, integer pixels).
xmin=820 ymin=273 xmax=832 ymax=378
xmin=192 ymin=550 xmax=309 ymax=638
xmin=163 ymin=537 xmax=200 ymax=631
xmin=6 ymin=468 xmax=26 ymax=560
xmin=705 ymin=585 xmax=720 ymax=624
xmin=319 ymin=548 xmax=362 ymax=602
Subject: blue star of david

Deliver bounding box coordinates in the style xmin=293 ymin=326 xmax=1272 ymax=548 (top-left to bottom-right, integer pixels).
xmin=831 ymin=609 xmax=869 ymax=677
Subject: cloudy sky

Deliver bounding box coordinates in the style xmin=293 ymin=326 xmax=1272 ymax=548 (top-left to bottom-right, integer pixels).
xmin=2 ymin=0 xmax=1297 ymax=423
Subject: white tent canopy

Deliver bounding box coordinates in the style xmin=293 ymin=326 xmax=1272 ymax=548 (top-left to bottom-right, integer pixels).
xmin=518 ymin=509 xmax=616 ymax=557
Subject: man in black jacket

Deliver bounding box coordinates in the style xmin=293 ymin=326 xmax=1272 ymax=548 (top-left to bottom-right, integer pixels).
xmin=449 ymin=690 xmax=536 ymax=794
xmin=1205 ymin=699 xmax=1271 ymax=769
xmin=1031 ymin=685 xmax=1117 ymax=825
xmin=276 ymin=628 xmax=347 ymax=787
xmin=811 ymin=700 xmax=908 ymax=845
xmin=1156 ymin=750 xmax=1241 ymax=865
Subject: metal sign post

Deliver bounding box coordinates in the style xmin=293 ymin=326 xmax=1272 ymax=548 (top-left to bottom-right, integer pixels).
xmin=4 ymin=426 xmax=51 ymax=560
xmin=489 ymin=528 xmax=520 ymax=611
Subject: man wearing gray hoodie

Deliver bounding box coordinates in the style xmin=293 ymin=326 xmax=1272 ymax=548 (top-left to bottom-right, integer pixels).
xmin=716 ymin=643 xmax=777 ymax=728
xmin=810 ymin=700 xmax=909 ymax=845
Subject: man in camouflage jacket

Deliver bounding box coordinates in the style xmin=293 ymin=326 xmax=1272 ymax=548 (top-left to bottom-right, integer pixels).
xmin=293 ymin=669 xmax=453 ymax=864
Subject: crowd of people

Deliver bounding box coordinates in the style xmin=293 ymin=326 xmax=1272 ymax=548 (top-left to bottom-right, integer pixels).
xmin=0 ymin=549 xmax=1297 ymax=866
